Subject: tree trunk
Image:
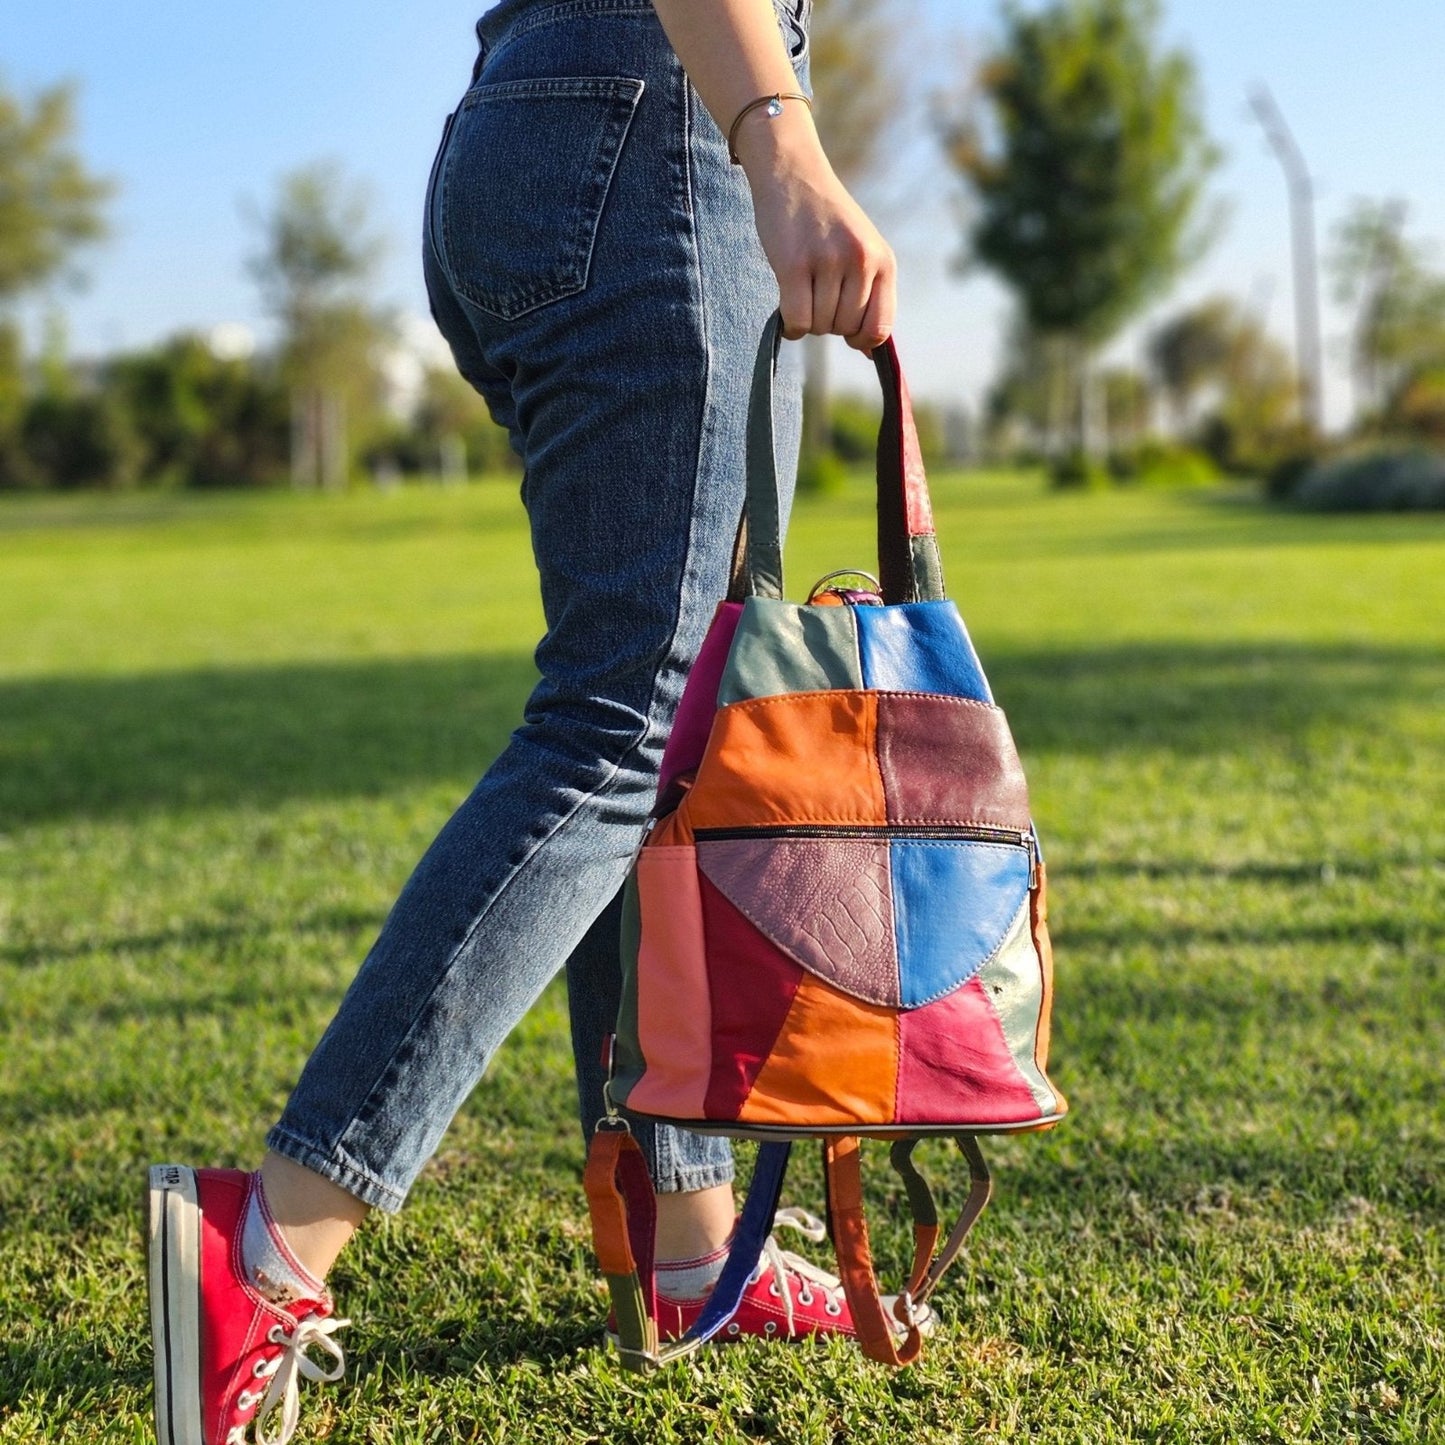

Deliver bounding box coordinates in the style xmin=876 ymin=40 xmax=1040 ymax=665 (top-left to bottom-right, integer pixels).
xmin=290 ymin=390 xmax=317 ymax=489
xmin=440 ymin=433 xmax=467 ymax=486
xmin=320 ymin=391 xmax=347 ymax=492
xmin=1046 ymin=336 xmax=1069 ymax=456
xmin=1076 ymin=340 xmax=1106 ymax=460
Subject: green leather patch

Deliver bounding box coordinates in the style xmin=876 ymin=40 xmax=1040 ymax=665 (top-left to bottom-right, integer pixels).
xmin=909 ymin=534 xmax=947 ymax=602
xmin=976 ymin=897 xmax=1057 ymax=1114
xmin=717 ymin=598 xmax=864 ymax=705
xmin=604 ymin=1272 xmax=657 ymax=1367
xmin=611 ymin=873 xmax=645 ymax=1107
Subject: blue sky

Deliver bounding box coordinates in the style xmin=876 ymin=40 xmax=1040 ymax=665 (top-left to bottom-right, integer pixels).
xmin=5 ymin=0 xmax=1444 ymax=427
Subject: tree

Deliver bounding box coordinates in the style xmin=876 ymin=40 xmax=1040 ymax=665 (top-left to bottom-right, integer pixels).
xmin=0 ymin=78 xmax=112 ymax=481
xmin=942 ymin=0 xmax=1218 ymax=457
xmin=106 ymin=334 xmax=289 ymax=488
xmin=247 ymin=164 xmax=389 ymax=489
xmin=0 ymin=80 xmax=112 ymax=302
xmin=1101 ymin=364 xmax=1152 ymax=444
xmin=981 ymin=318 xmax=1069 ymax=455
xmin=1148 ymin=297 xmax=1238 ymax=431
xmin=798 ymin=0 xmax=907 ymax=484
xmin=407 ymin=365 xmax=517 ymax=479
xmin=1146 ymin=296 xmax=1296 ymax=471
xmin=1331 ymin=199 xmax=1445 ymax=421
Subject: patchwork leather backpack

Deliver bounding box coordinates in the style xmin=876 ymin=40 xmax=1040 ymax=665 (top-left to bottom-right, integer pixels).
xmin=585 ymin=313 xmax=1066 ymax=1368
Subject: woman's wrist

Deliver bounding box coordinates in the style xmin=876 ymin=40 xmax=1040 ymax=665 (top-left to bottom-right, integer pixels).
xmin=732 ymin=102 xmax=826 ymax=183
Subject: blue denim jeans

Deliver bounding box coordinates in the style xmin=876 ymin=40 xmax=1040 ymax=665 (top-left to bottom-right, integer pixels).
xmin=267 ymin=0 xmax=810 ymax=1212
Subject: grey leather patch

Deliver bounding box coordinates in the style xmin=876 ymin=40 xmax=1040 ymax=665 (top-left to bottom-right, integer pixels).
xmin=717 ymin=598 xmax=864 ymax=705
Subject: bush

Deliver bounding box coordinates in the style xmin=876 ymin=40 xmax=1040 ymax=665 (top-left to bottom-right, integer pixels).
xmin=1390 ymin=366 xmax=1445 ymax=444
xmin=1050 ymin=451 xmax=1111 ymax=490
xmin=1263 ymin=448 xmax=1321 ymax=502
xmin=796 ymin=450 xmax=851 ymax=496
xmin=106 ymin=338 xmax=289 ymax=488
xmin=1292 ymin=447 xmax=1445 ymax=511
xmin=827 ymin=396 xmax=879 ymax=464
xmin=1109 ymin=440 xmax=1219 ymax=487
xmin=20 ymin=391 xmax=144 ymax=489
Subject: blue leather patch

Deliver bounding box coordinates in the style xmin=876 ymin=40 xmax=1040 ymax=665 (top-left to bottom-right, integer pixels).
xmin=855 ymin=602 xmax=993 ymax=701
xmin=889 ymin=841 xmax=1031 ymax=1007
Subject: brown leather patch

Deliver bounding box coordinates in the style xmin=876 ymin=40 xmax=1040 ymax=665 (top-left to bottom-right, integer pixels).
xmin=876 ymin=694 xmax=1031 ymax=828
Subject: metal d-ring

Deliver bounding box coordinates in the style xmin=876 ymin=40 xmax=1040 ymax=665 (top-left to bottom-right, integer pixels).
xmin=806 ymin=568 xmax=883 ymax=603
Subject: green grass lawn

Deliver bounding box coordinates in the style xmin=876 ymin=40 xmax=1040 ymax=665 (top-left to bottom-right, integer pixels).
xmin=1 ymin=474 xmax=1441 ymax=1443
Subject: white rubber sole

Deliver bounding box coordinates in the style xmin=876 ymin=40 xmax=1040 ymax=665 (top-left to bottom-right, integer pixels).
xmin=148 ymin=1164 xmax=204 ymax=1445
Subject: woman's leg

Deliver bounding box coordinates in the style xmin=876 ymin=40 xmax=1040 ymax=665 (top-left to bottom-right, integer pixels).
xmin=263 ymin=0 xmax=804 ymax=1250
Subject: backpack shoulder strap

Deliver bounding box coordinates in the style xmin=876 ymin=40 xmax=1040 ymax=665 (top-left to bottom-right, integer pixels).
xmin=584 ymin=1126 xmax=792 ymax=1371
xmin=823 ymin=1134 xmax=993 ymax=1366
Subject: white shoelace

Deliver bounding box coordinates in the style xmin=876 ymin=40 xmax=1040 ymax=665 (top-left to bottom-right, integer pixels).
xmin=226 ymin=1313 xmax=350 ymax=1445
xmin=748 ymin=1207 xmax=847 ymax=1334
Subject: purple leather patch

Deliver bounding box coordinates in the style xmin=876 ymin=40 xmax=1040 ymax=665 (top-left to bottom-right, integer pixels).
xmin=658 ymin=601 xmax=743 ymax=797
xmin=876 ymin=694 xmax=1031 ymax=828
xmin=697 ymin=838 xmax=901 ymax=1007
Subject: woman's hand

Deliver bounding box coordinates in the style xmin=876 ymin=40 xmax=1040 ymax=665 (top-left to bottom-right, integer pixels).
xmin=735 ymin=110 xmax=897 ymax=352
xmin=647 ymin=0 xmax=897 ymax=352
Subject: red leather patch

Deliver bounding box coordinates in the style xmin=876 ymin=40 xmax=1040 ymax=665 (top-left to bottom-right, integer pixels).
xmin=699 ymin=875 xmax=806 ymax=1119
xmin=894 ymin=361 xmax=935 ymax=539
xmin=895 ymin=975 xmax=1042 ymax=1125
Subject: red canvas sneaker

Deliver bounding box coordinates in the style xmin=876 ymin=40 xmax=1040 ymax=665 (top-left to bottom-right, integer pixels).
xmin=615 ymin=1208 xmax=933 ymax=1345
xmin=148 ymin=1166 xmax=349 ymax=1445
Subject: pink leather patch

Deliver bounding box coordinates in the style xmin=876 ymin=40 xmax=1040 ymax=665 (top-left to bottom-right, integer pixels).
xmin=697 ymin=837 xmax=900 ymax=1006
xmin=658 ymin=601 xmax=744 ymax=797
xmin=626 ymin=846 xmax=713 ymax=1120
xmin=895 ymin=975 xmax=1044 ymax=1126
xmin=698 ymin=875 xmax=805 ymax=1120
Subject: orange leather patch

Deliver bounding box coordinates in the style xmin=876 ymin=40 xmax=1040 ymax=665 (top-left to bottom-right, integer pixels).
xmin=683 ymin=691 xmax=887 ymax=831
xmin=649 ymin=810 xmax=693 ymax=848
xmin=824 ymin=1136 xmax=923 ymax=1367
xmin=738 ymin=973 xmax=899 ymax=1127
xmin=582 ymin=1130 xmax=637 ymax=1277
xmin=1031 ymin=862 xmax=1055 ymax=1073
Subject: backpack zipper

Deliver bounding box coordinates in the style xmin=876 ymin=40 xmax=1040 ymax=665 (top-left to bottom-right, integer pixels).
xmin=690 ymin=822 xmax=1040 ymax=886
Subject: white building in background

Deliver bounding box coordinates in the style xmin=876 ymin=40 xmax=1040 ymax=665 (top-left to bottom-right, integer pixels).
xmin=205 ymin=323 xmax=256 ymax=362
xmin=376 ymin=312 xmax=455 ymax=422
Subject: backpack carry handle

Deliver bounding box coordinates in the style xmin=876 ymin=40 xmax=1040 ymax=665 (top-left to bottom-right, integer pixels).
xmin=737 ymin=310 xmax=947 ymax=605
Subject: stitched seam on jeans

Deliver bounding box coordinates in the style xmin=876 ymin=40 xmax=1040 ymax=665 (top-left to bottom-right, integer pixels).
xmin=263 ymin=1128 xmax=407 ymax=1211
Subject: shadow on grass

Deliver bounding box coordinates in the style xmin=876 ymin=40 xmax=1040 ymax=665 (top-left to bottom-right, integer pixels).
xmin=0 ymin=904 xmax=383 ymax=968
xmin=1 ymin=651 xmax=538 ymax=827
xmin=2 ymin=641 xmax=1439 ymax=829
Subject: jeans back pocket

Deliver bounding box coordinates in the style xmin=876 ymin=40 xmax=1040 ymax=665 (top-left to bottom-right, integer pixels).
xmin=438 ymin=75 xmax=645 ymax=321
